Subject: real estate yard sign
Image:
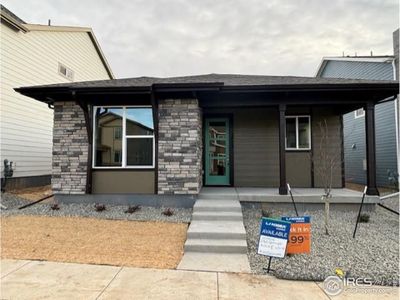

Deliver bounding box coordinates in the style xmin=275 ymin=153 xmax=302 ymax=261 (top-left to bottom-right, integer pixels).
xmin=281 ymin=216 xmax=311 ymax=254
xmin=257 ymin=218 xmax=291 ymax=258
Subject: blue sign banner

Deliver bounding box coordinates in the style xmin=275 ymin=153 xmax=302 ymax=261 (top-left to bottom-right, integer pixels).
xmin=282 ymin=216 xmax=311 ymax=223
xmin=260 ymin=218 xmax=291 ymax=239
xmin=258 ymin=218 xmax=291 ymax=258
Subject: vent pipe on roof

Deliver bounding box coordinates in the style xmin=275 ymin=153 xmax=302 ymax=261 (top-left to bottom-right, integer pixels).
xmin=48 ymin=19 xmax=51 ymax=26
xmin=370 ymin=51 xmax=373 ymax=56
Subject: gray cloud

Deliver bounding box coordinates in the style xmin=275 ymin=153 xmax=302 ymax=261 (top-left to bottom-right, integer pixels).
xmin=2 ymin=0 xmax=398 ymax=78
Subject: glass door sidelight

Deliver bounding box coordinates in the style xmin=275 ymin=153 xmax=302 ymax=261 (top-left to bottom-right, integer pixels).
xmin=205 ymin=118 xmax=230 ymax=185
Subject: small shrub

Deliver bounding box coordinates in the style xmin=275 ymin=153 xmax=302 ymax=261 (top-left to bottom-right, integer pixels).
xmin=94 ymin=203 xmax=106 ymax=212
xmin=162 ymin=208 xmax=174 ymax=216
xmin=125 ymin=205 xmax=141 ymax=214
xmin=262 ymin=209 xmax=273 ymax=218
xmin=50 ymin=203 xmax=60 ymax=210
xmin=359 ymin=213 xmax=370 ymax=223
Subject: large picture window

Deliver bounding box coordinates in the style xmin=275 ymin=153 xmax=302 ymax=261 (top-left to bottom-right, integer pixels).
xmin=285 ymin=116 xmax=311 ymax=150
xmin=93 ymin=106 xmax=154 ymax=168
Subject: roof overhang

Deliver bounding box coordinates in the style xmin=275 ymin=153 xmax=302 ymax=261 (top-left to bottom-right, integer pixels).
xmin=0 ymin=10 xmax=28 ymax=32
xmin=15 ymin=81 xmax=399 ymax=106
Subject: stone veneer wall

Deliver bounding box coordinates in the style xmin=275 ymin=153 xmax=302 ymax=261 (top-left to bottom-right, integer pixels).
xmin=52 ymin=101 xmax=88 ymax=194
xmin=158 ymin=99 xmax=202 ymax=194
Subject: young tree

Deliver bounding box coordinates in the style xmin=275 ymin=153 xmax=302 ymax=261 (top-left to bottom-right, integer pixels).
xmin=311 ymin=119 xmax=343 ymax=235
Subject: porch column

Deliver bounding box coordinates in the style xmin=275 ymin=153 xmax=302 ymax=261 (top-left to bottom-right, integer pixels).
xmin=365 ymin=101 xmax=379 ymax=195
xmin=278 ymin=104 xmax=287 ymax=195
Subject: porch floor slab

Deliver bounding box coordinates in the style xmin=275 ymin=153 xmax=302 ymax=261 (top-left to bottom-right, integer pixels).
xmin=200 ymin=187 xmax=379 ymax=204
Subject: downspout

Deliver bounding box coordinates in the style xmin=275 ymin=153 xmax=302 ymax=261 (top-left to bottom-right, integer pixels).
xmin=392 ymin=59 xmax=399 ymax=185
xmin=150 ymin=86 xmax=159 ymax=194
xmin=74 ymin=92 xmax=93 ymax=194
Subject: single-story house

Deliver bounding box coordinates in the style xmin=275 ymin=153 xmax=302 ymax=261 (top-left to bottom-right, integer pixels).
xmin=15 ymin=74 xmax=399 ymax=206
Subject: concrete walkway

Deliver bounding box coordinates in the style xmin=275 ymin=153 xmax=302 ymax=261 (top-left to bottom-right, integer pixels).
xmin=178 ymin=191 xmax=250 ymax=273
xmin=1 ymin=259 xmax=398 ymax=300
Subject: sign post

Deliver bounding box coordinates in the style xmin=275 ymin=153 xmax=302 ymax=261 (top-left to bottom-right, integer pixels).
xmin=353 ymin=186 xmax=367 ymax=239
xmin=258 ymin=218 xmax=291 ymax=273
xmin=282 ymin=216 xmax=311 ymax=254
xmin=287 ymin=183 xmax=299 ymax=217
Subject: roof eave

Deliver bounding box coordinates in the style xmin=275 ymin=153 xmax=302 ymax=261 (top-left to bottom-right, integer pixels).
xmin=220 ymin=82 xmax=399 ymax=92
xmin=0 ymin=12 xmax=29 ymax=32
xmin=15 ymin=81 xmax=399 ymax=104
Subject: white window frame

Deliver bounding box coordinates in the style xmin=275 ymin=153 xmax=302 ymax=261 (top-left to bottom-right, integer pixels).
xmin=285 ymin=115 xmax=311 ymax=150
xmin=354 ymin=108 xmax=365 ymax=119
xmin=92 ymin=106 xmax=155 ymax=169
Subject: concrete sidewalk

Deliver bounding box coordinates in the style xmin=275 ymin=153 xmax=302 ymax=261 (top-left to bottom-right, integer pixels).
xmin=1 ymin=259 xmax=398 ymax=300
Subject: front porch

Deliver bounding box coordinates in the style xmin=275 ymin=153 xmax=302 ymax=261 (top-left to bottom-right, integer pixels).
xmin=200 ymin=187 xmax=379 ymax=210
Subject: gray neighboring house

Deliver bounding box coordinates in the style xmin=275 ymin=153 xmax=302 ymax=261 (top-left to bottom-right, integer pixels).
xmin=316 ymin=32 xmax=399 ymax=188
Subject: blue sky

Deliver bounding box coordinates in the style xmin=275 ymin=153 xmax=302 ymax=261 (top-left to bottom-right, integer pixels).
xmin=3 ymin=0 xmax=398 ymax=78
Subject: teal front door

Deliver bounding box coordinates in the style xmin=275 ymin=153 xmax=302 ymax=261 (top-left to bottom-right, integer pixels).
xmin=205 ymin=118 xmax=230 ymax=185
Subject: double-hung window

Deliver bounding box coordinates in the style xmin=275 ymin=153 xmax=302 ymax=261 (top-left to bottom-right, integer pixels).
xmin=285 ymin=116 xmax=311 ymax=150
xmin=93 ymin=106 xmax=154 ymax=168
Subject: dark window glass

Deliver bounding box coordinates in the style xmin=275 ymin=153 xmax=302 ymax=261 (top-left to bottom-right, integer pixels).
xmin=126 ymin=138 xmax=153 ymax=166
xmin=95 ymin=107 xmax=123 ymax=166
xmin=126 ymin=108 xmax=154 ymax=135
xmin=286 ymin=118 xmax=297 ymax=148
xmin=298 ymin=117 xmax=310 ymax=148
xmin=114 ymin=150 xmax=121 ymax=163
xmin=208 ymin=122 xmax=226 ymax=140
xmin=209 ymin=159 xmax=226 ymax=176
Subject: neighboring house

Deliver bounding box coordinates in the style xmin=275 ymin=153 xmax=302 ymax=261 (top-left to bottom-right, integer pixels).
xmin=316 ymin=51 xmax=398 ymax=188
xmin=16 ymin=74 xmax=398 ymax=204
xmin=0 ymin=5 xmax=114 ymax=189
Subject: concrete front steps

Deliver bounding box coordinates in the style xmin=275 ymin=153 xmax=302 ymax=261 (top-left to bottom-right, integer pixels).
xmin=177 ymin=198 xmax=251 ymax=273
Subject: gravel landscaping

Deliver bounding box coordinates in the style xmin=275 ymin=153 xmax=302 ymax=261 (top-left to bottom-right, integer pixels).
xmin=243 ymin=204 xmax=399 ymax=286
xmin=1 ymin=193 xmax=191 ymax=223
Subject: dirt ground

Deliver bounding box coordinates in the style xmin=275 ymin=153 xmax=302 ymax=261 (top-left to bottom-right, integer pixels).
xmin=1 ymin=215 xmax=188 ymax=269
xmin=9 ymin=185 xmax=54 ymax=203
